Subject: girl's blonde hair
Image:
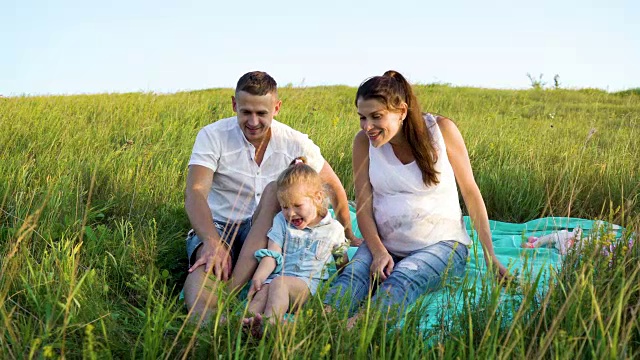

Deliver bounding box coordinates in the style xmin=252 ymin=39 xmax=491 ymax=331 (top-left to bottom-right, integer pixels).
xmin=276 ymin=157 xmax=328 ymax=216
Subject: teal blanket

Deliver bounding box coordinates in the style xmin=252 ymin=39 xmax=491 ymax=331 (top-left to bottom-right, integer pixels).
xmin=340 ymin=208 xmax=626 ymax=328
xmin=345 ymin=210 xmax=624 ymax=268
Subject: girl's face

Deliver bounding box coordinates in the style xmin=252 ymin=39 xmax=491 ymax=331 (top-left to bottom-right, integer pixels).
xmin=278 ymin=184 xmax=324 ymax=230
xmin=357 ymin=98 xmax=407 ymax=148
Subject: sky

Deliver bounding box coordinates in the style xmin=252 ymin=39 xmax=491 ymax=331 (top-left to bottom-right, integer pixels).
xmin=2 ymin=0 xmax=639 ymax=95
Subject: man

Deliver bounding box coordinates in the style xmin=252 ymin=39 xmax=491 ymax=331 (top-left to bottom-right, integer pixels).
xmin=183 ymin=71 xmax=357 ymax=322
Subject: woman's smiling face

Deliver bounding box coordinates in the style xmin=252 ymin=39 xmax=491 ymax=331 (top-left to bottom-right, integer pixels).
xmin=357 ymin=98 xmax=406 ymax=148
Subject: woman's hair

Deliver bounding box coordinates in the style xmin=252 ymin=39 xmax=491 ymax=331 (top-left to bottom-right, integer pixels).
xmin=276 ymin=157 xmax=328 ymax=216
xmin=356 ymin=70 xmax=439 ymax=186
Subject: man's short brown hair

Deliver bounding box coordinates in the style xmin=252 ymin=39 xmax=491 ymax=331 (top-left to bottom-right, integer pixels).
xmin=235 ymin=71 xmax=277 ymax=96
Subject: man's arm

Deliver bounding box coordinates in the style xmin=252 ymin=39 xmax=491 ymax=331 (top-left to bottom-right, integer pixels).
xmin=318 ymin=161 xmax=361 ymax=246
xmin=230 ymin=182 xmax=281 ymax=291
xmin=185 ymin=165 xmax=232 ymax=280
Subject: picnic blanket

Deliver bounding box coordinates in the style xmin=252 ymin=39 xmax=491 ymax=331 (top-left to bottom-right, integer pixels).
xmin=337 ymin=207 xmax=628 ymax=329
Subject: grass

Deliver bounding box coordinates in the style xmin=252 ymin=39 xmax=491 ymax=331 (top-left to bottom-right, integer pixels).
xmin=1 ymin=85 xmax=639 ymax=358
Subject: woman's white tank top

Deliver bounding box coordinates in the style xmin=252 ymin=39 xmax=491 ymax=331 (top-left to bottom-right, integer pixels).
xmin=368 ymin=113 xmax=471 ymax=256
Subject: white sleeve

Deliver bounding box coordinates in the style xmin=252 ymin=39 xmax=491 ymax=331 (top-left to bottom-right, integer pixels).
xmin=188 ymin=126 xmax=220 ymax=171
xmin=296 ymin=134 xmax=325 ymax=173
xmin=267 ymin=213 xmax=288 ymax=248
xmin=331 ymin=222 xmax=347 ymax=251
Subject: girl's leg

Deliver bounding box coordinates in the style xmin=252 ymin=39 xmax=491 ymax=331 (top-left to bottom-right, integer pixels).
xmin=323 ymin=243 xmax=375 ymax=314
xmin=372 ymin=240 xmax=468 ymax=320
xmin=263 ymin=276 xmax=310 ymax=321
xmin=242 ymin=284 xmax=271 ymax=332
xmin=246 ymin=284 xmax=270 ymax=316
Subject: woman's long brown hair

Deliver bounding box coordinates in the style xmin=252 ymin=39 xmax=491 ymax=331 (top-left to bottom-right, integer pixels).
xmin=355 ymin=70 xmax=439 ymax=186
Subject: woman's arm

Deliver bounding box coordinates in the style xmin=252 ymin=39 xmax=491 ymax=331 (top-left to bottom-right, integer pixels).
xmin=352 ymin=131 xmax=395 ymax=280
xmin=437 ymin=117 xmax=509 ymax=279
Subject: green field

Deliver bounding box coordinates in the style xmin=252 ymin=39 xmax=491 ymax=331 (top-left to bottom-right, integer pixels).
xmin=1 ymin=86 xmax=639 ymax=358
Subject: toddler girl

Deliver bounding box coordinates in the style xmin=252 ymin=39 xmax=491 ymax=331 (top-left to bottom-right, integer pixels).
xmin=243 ymin=157 xmax=347 ymax=334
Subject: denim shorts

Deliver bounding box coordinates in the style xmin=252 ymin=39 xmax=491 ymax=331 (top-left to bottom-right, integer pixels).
xmin=185 ymin=219 xmax=252 ymax=268
xmin=324 ymin=240 xmax=468 ymax=317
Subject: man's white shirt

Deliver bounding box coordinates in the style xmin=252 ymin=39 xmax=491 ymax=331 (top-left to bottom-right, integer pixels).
xmin=189 ymin=116 xmax=325 ymax=222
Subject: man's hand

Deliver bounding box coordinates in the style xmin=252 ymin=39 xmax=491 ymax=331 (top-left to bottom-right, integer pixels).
xmin=188 ymin=241 xmax=232 ymax=281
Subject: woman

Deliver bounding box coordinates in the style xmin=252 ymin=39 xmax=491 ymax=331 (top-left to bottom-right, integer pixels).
xmin=324 ymin=70 xmax=509 ymax=323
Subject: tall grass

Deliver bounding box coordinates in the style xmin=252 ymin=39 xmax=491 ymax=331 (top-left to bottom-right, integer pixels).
xmin=1 ymin=86 xmax=638 ymax=358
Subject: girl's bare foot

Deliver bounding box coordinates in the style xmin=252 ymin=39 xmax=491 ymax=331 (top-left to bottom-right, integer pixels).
xmin=242 ymin=314 xmax=265 ymax=338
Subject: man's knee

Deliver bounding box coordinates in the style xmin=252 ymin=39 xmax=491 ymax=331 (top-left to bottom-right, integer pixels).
xmin=184 ymin=270 xmax=220 ymax=311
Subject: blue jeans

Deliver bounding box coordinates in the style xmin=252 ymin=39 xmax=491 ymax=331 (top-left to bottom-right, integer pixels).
xmin=185 ymin=219 xmax=252 ymax=268
xmin=324 ymin=240 xmax=468 ymax=318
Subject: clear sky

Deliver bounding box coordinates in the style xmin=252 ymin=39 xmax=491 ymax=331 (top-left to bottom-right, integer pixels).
xmin=2 ymin=0 xmax=639 ymax=95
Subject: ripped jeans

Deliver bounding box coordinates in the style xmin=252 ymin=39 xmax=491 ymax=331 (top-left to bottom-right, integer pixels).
xmin=324 ymin=240 xmax=468 ymax=318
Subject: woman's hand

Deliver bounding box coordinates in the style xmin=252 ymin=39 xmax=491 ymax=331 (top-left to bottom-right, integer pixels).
xmin=487 ymin=256 xmax=510 ymax=282
xmin=370 ymin=250 xmax=394 ymax=281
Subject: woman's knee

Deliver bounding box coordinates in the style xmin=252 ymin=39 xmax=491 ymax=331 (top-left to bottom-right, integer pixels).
xmin=335 ymin=257 xmax=369 ymax=285
xmin=376 ymin=260 xmax=448 ymax=307
xmin=343 ymin=244 xmax=373 ymax=272
xmin=393 ymin=259 xmax=442 ymax=287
